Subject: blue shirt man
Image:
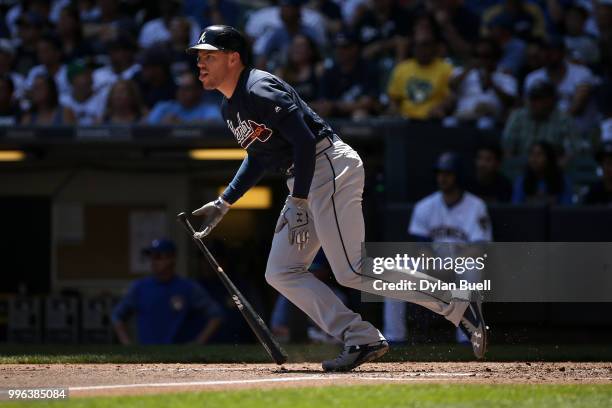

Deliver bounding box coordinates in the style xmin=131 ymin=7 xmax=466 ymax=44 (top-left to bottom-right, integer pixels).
xmin=112 ymin=239 xmax=224 ymax=344
xmin=147 ymin=71 xmax=222 ymax=124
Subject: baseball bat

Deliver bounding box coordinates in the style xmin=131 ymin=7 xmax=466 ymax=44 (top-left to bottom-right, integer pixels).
xmin=176 ymin=212 xmax=288 ymax=365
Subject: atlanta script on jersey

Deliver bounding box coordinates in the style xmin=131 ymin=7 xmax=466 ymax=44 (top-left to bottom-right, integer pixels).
xmin=221 ymin=68 xmax=334 ymax=172
xmin=227 ymin=113 xmax=273 ymax=148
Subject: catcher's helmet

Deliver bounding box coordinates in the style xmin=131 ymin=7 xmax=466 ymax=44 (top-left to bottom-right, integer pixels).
xmin=186 ymin=25 xmax=250 ymax=65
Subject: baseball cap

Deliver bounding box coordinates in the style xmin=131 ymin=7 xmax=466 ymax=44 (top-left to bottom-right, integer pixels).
xmin=434 ymin=152 xmax=462 ymax=173
xmin=142 ymin=238 xmax=177 ymax=255
xmin=186 ymin=25 xmax=248 ymax=57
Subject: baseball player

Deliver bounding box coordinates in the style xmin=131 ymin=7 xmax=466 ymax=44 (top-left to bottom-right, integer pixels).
xmin=384 ymin=152 xmax=493 ymax=345
xmin=188 ymin=25 xmax=488 ymax=371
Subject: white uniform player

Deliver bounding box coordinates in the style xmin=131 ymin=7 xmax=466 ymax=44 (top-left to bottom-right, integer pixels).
xmin=384 ymin=153 xmax=492 ymax=344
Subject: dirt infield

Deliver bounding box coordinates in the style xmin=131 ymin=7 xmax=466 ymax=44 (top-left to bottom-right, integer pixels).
xmin=1 ymin=362 xmax=611 ymax=397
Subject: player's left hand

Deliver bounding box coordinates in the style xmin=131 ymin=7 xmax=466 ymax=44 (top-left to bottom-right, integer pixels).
xmin=275 ymin=195 xmax=311 ymax=250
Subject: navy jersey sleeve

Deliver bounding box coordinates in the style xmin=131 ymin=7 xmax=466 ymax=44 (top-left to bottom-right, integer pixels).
xmin=248 ymin=77 xmax=299 ymax=127
xmin=221 ymin=154 xmax=266 ymax=204
xmin=275 ymin=111 xmax=316 ymax=198
xmin=249 ymin=77 xmax=316 ymax=198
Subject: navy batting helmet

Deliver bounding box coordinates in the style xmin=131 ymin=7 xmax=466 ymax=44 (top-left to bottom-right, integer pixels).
xmin=434 ymin=152 xmax=462 ymax=173
xmin=434 ymin=152 xmax=464 ymax=185
xmin=186 ymin=25 xmax=250 ymax=65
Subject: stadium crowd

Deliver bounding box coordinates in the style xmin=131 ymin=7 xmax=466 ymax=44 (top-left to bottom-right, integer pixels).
xmin=1 ymin=0 xmax=612 ymax=206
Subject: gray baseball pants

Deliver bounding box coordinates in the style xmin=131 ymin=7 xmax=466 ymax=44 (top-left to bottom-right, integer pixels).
xmin=265 ymin=137 xmax=468 ymax=346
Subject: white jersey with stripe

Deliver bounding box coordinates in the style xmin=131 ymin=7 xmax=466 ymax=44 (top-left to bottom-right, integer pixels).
xmin=409 ymin=191 xmax=492 ymax=243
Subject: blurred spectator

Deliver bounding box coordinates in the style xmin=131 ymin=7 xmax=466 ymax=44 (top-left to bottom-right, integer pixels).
xmin=182 ymin=0 xmax=242 ymax=28
xmin=387 ymin=30 xmax=453 ymax=121
xmin=13 ymin=12 xmax=49 ymax=76
xmin=504 ymin=80 xmax=578 ymax=156
xmin=467 ymin=143 xmax=513 ymax=203
xmin=598 ymin=81 xmax=612 ymax=142
xmin=423 ymin=0 xmax=481 ymax=62
xmin=337 ymin=0 xmax=370 ymax=25
xmin=449 ymin=37 xmax=518 ymax=129
xmin=0 ymin=76 xmax=22 ymax=126
xmin=253 ymin=0 xmax=327 ymax=70
xmin=81 ymin=0 xmax=138 ymax=44
xmin=26 ymin=35 xmax=71 ymax=101
xmin=487 ymin=13 xmax=527 ymax=77
xmin=77 ymin=0 xmax=102 ymax=23
xmin=583 ymin=142 xmax=612 ymax=205
xmin=312 ymin=31 xmax=380 ymax=119
xmin=558 ymin=2 xmax=600 ymax=67
xmin=5 ymin=0 xmax=63 ymax=36
xmin=245 ymin=0 xmax=326 ymax=45
xmin=101 ymin=79 xmax=146 ymax=124
xmin=384 ymin=152 xmax=492 ymax=344
xmin=350 ymin=0 xmax=412 ymax=61
xmin=481 ymin=0 xmax=547 ymax=41
xmin=61 ymin=62 xmax=107 ymax=125
xmin=516 ymin=38 xmax=546 ymax=87
xmin=138 ymin=0 xmax=200 ymax=49
xmin=309 ymin=0 xmax=343 ymax=37
xmin=135 ymin=49 xmax=177 ymax=109
xmin=147 ymin=72 xmax=221 ymax=124
xmin=92 ymin=33 xmax=141 ymax=93
xmin=56 ymin=5 xmax=95 ymax=62
xmin=21 ymin=74 xmax=72 ymax=125
xmin=595 ymin=0 xmax=612 ymax=79
xmin=163 ymin=17 xmax=196 ymax=79
xmin=112 ymin=239 xmax=224 ymax=345
xmin=524 ymin=37 xmax=599 ymax=133
xmin=275 ymin=34 xmax=323 ymax=103
xmin=512 ymin=141 xmax=573 ymax=204
xmin=0 ymin=40 xmax=26 ymax=103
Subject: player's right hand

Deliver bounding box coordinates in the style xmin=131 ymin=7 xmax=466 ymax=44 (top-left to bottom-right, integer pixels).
xmin=275 ymin=195 xmax=311 ymax=251
xmin=192 ymin=197 xmax=230 ymax=239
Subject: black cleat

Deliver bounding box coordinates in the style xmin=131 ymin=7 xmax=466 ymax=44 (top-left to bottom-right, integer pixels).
xmin=458 ymin=295 xmax=488 ymax=359
xmin=322 ymin=340 xmax=389 ymax=372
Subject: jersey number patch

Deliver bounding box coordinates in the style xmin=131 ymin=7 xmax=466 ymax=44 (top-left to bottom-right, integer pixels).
xmin=227 ymin=113 xmax=273 ymax=148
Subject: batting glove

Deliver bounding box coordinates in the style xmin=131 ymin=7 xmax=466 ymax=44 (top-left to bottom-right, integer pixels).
xmin=192 ymin=197 xmax=230 ymax=239
xmin=275 ymin=195 xmax=311 ymax=251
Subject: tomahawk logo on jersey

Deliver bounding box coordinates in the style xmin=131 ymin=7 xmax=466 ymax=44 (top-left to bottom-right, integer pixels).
xmin=226 ymin=113 xmax=273 ymax=148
